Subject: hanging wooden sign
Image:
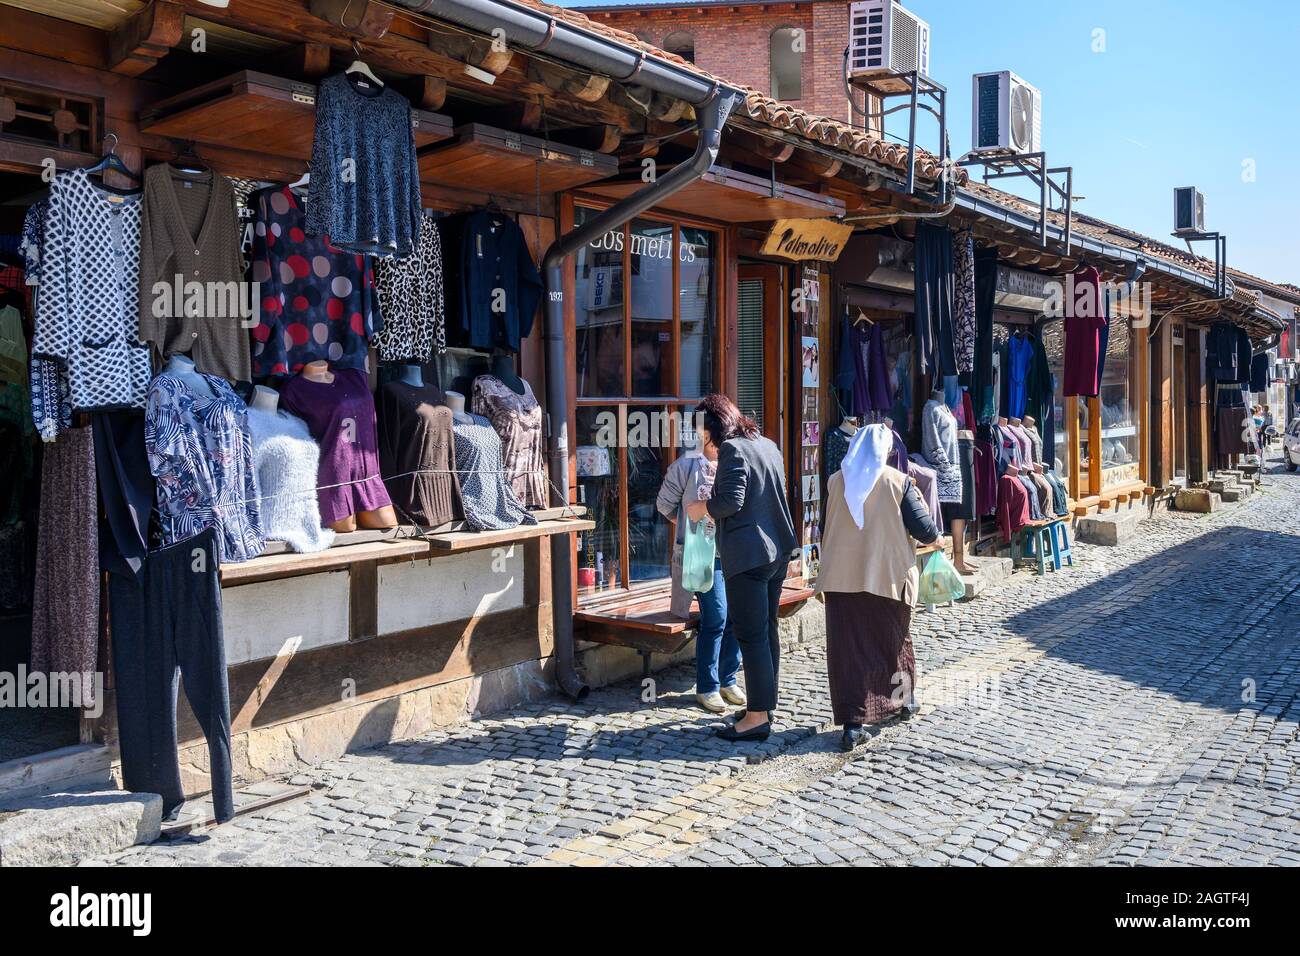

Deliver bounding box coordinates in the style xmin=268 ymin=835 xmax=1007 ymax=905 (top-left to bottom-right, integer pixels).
xmin=760 ymin=219 xmax=854 ymax=262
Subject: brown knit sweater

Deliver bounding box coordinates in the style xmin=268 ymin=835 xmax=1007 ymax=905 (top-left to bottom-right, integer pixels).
xmin=138 ymin=164 xmax=250 ymax=382
xmin=376 ymin=381 xmax=463 ymax=527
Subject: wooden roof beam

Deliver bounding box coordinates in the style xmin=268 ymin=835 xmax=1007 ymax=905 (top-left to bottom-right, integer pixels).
xmin=108 ymin=0 xmax=185 ymax=76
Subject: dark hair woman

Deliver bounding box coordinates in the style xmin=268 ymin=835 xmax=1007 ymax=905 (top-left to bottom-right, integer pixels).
xmin=686 ymin=394 xmax=798 ymax=742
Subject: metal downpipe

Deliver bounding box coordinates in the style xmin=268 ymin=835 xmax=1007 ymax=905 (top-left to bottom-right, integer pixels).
xmin=542 ymin=91 xmax=737 ymax=699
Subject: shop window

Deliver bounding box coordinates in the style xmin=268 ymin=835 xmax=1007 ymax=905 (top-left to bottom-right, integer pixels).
xmin=572 ymin=203 xmax=720 ymax=593
xmin=678 ymin=227 xmax=716 ymax=400
xmin=770 ymin=27 xmax=804 ymax=101
xmin=1100 ymin=316 xmax=1139 ymax=487
xmin=663 ymin=31 xmax=695 ymax=63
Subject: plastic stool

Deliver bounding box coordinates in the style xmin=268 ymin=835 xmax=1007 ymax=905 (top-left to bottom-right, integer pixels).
xmin=1049 ymin=519 xmax=1074 ymax=568
xmin=1015 ymin=523 xmax=1057 ymax=575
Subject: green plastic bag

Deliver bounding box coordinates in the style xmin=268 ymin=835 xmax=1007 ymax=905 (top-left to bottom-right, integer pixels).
xmin=918 ymin=550 xmax=965 ymax=605
xmin=681 ymin=518 xmax=716 ymax=594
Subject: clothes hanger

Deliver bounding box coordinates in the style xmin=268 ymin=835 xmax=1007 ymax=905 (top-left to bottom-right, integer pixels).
xmin=86 ymin=133 xmax=140 ymax=185
xmin=288 ymin=164 xmax=311 ymax=191
xmin=170 ymin=140 xmax=208 ymax=176
xmin=345 ymin=39 xmax=384 ymax=88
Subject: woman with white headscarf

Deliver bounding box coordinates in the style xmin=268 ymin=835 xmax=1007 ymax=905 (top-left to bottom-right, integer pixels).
xmin=815 ymin=423 xmax=940 ymax=752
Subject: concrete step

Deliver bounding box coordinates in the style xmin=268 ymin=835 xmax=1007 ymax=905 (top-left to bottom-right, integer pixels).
xmin=1174 ymin=488 xmax=1221 ymax=513
xmin=0 ymin=789 xmax=161 ymax=866
xmin=957 ymin=555 xmax=1014 ymax=600
xmin=1077 ymin=509 xmax=1144 ymax=545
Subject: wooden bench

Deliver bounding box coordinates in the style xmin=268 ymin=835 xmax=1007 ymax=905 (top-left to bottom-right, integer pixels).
xmin=576 ymin=579 xmax=815 ymax=676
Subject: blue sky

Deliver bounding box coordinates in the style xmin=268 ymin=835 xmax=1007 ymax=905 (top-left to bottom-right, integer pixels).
xmin=562 ymin=0 xmax=1299 ymax=284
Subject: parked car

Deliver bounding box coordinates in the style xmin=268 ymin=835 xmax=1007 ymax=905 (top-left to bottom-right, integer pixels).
xmin=1284 ymin=419 xmax=1300 ymax=472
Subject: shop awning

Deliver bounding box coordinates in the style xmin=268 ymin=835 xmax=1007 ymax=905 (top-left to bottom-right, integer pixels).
xmin=580 ymin=165 xmax=845 ymax=223
xmin=418 ymin=123 xmax=618 ymax=196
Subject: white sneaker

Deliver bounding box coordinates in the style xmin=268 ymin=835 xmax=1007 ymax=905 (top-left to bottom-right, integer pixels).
xmin=719 ymin=685 xmax=747 ymax=707
xmin=696 ymin=692 xmax=727 ymax=713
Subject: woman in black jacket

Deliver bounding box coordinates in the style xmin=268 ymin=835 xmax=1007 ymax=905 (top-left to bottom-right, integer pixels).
xmin=687 ymin=394 xmax=798 ymax=742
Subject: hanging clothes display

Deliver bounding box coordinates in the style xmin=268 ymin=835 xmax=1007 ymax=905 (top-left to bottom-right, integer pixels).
xmin=373 ymin=215 xmax=445 ymax=362
xmin=248 ymin=185 xmax=383 ymax=377
xmin=1250 ymin=352 xmax=1270 ymax=393
xmin=1027 ymin=328 xmax=1054 ymax=460
xmin=92 ymin=410 xmax=154 ymax=580
xmin=145 ymin=367 xmax=264 ymax=564
xmin=376 ymin=380 xmax=463 ymax=527
xmin=306 ymin=72 xmax=422 ymax=258
xmin=1205 ymin=321 xmax=1239 ymax=382
xmin=29 ymin=425 xmax=99 ymax=698
xmin=471 ymin=374 xmax=546 ymax=508
xmin=246 ymin=404 xmax=336 ymax=554
xmin=953 ymin=228 xmax=976 ymax=373
xmin=137 ymin=164 xmax=249 ymax=382
xmin=279 ymin=367 xmax=393 ymax=526
xmin=452 ymin=413 xmax=536 ymax=532
xmin=973 ymin=431 xmax=999 ymax=517
xmin=109 ymin=526 xmax=233 ymax=824
xmin=972 ymin=247 xmax=998 ymax=422
xmin=453 ymin=210 xmax=544 ymax=352
xmin=824 ymin=423 xmax=853 ymax=479
xmin=1062 ymin=266 xmax=1107 ymax=397
xmin=31 ymin=168 xmax=150 ymax=412
xmin=913 ymin=222 xmax=956 ymax=377
xmin=1003 ymin=332 xmax=1034 ymax=419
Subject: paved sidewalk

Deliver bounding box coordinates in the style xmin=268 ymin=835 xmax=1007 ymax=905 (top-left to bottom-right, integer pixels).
xmin=90 ymin=460 xmax=1300 ymax=866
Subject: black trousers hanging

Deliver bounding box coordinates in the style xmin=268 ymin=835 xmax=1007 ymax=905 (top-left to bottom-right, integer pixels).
xmin=110 ymin=527 xmax=233 ymax=823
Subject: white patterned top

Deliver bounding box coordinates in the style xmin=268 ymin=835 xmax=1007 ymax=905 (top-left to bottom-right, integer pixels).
xmin=373 ymin=215 xmax=445 ymax=362
xmin=31 ymin=168 xmax=150 ymax=412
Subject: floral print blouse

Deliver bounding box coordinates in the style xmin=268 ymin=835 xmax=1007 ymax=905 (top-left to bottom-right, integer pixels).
xmin=247 ymin=185 xmax=383 ymax=377
xmin=145 ymin=371 xmax=265 ymax=563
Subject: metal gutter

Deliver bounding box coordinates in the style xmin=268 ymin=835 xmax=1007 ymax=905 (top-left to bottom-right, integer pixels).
xmin=400 ymin=0 xmax=745 ymax=698
xmin=395 ymin=0 xmax=728 ymax=105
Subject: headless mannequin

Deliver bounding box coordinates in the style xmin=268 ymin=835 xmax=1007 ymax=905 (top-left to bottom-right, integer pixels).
xmin=1023 ymin=415 xmax=1045 ymax=473
xmin=299 ymin=360 xmax=398 ymax=533
xmin=251 ymin=384 xmax=279 ymax=413
xmin=491 ymin=352 xmax=525 ymax=395
xmin=926 ymin=389 xmax=970 ymax=575
xmin=163 ymin=353 xmax=214 ymax=398
xmin=443 ymin=389 xmax=473 ymax=425
xmin=396 ymin=364 xmax=423 ymax=388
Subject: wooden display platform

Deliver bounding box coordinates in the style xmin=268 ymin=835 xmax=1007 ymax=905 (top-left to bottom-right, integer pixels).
xmin=140 ymin=70 xmax=453 ymax=161
xmin=581 ymin=165 xmax=845 ymax=223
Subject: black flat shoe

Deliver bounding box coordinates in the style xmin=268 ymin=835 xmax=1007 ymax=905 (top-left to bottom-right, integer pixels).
xmin=715 ymin=722 xmax=771 ymax=742
xmin=840 ymin=726 xmax=868 ymax=752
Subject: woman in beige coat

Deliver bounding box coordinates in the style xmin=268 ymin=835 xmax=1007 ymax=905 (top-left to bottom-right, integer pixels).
xmin=816 ymin=424 xmax=941 ymax=752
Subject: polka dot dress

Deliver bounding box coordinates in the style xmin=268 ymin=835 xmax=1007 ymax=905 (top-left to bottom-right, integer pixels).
xmin=247 ymin=185 xmax=381 ymax=377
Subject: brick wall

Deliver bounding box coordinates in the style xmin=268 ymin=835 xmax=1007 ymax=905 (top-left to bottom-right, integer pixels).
xmin=588 ymin=1 xmax=856 ymax=124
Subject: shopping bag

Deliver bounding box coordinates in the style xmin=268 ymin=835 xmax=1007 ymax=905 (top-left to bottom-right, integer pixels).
xmin=917 ymin=550 xmax=965 ymax=605
xmin=681 ymin=518 xmax=716 ymax=594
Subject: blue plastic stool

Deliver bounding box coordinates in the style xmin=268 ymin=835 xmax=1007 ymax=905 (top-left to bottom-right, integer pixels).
xmin=1014 ymin=522 xmax=1058 ymax=575
xmin=1049 ymin=519 xmax=1074 ymax=568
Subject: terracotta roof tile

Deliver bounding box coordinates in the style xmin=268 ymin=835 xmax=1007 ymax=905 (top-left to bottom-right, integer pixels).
xmin=509 ymin=0 xmax=958 ymax=183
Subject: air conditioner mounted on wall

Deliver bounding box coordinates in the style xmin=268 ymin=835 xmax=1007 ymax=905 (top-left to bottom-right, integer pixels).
xmin=971 ymin=70 xmax=1041 ymax=154
xmin=1173 ymin=186 xmax=1206 ymax=235
xmin=848 ymin=0 xmax=931 ymax=79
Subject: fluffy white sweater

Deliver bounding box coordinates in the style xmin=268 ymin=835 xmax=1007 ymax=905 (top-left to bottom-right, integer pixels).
xmin=246 ymin=407 xmax=335 ymax=554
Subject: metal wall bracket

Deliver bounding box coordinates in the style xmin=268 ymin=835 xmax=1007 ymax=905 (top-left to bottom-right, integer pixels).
xmin=852 ymin=70 xmax=949 ymax=203
xmin=1177 ymin=231 xmax=1228 ymax=298
xmin=958 ymin=151 xmax=1073 ymax=251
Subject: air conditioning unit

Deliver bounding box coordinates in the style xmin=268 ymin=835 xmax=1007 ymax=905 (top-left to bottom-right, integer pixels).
xmin=848 ymin=1 xmax=931 ymax=79
xmin=971 ymin=70 xmax=1041 ymax=154
xmin=1174 ymin=186 xmax=1206 ymax=235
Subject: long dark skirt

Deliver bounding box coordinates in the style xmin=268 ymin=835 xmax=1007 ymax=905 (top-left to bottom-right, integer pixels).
xmin=824 ymin=590 xmax=914 ymax=725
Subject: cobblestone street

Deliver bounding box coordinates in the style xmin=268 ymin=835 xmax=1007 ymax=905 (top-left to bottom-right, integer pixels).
xmin=92 ymin=459 xmax=1300 ymax=867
